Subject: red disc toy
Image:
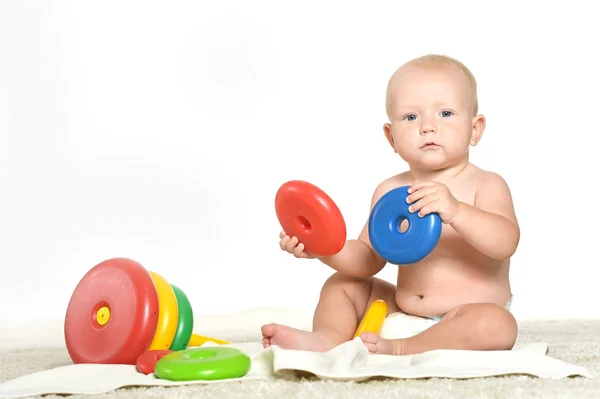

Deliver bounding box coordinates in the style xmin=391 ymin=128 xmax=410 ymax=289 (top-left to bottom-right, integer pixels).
xmin=136 ymin=350 xmax=173 ymax=375
xmin=64 ymin=258 xmax=160 ymax=365
xmin=275 ymin=180 xmax=346 ymax=256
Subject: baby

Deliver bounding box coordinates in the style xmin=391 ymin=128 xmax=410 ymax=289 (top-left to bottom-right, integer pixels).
xmin=262 ymin=54 xmax=520 ymax=356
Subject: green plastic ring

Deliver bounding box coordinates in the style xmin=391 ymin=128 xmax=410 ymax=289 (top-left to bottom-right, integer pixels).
xmin=168 ymin=284 xmax=194 ymax=351
xmin=155 ymin=347 xmax=251 ymax=381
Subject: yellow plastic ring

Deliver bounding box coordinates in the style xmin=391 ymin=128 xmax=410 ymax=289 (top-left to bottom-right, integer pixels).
xmin=148 ymin=271 xmax=179 ymax=350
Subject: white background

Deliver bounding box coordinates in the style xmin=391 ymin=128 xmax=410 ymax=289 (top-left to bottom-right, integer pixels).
xmin=1 ymin=0 xmax=598 ymax=328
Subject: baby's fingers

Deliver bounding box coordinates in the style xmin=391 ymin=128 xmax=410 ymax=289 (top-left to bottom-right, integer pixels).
xmin=293 ymin=242 xmax=307 ymax=258
xmin=279 ymin=230 xmax=286 ymax=239
xmin=279 ymin=234 xmax=291 ymax=251
xmin=284 ymin=236 xmax=299 ymax=253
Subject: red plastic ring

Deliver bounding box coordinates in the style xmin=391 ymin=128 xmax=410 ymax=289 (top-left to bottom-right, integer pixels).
xmin=64 ymin=258 xmax=159 ymax=365
xmin=275 ymin=180 xmax=346 ymax=256
xmin=136 ymin=350 xmax=173 ymax=375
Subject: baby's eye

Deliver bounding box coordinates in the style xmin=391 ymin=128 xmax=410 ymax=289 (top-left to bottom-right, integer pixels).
xmin=404 ymin=114 xmax=417 ymax=121
xmin=440 ymin=110 xmax=453 ymax=117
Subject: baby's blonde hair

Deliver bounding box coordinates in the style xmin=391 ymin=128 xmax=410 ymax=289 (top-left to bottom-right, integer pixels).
xmin=385 ymin=54 xmax=479 ymax=117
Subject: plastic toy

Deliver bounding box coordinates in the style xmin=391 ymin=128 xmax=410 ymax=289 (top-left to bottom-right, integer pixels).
xmin=275 ymin=180 xmax=346 ymax=257
xmin=353 ymin=299 xmax=388 ymax=338
xmin=168 ymin=284 xmax=194 ymax=351
xmin=136 ymin=350 xmax=173 ymax=375
xmin=154 ymin=347 xmax=251 ymax=381
xmin=64 ymin=257 xmax=230 ymax=365
xmin=368 ymin=186 xmax=442 ymax=264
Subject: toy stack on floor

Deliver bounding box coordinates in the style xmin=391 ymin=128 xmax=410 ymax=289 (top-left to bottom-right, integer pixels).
xmin=64 ymin=257 xmax=250 ymax=381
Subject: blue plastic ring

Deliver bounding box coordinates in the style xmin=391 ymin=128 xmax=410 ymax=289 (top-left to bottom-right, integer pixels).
xmin=368 ymin=186 xmax=442 ymax=265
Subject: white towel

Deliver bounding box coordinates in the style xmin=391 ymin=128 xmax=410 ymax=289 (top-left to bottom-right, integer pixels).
xmin=0 ymin=338 xmax=593 ymax=398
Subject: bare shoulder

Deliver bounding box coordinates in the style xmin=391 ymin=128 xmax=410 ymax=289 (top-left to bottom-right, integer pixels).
xmin=470 ymin=166 xmax=518 ymax=225
xmin=371 ymin=171 xmax=412 ymax=206
xmin=472 ymin=167 xmax=513 ymax=194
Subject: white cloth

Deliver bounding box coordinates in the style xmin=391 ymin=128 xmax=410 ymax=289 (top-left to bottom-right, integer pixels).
xmin=0 ymin=339 xmax=593 ymax=398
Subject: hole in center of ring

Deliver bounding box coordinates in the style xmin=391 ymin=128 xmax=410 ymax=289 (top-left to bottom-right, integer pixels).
xmin=188 ymin=349 xmax=218 ymax=360
xmin=397 ymin=217 xmax=409 ymax=233
xmin=296 ymin=216 xmax=312 ymax=232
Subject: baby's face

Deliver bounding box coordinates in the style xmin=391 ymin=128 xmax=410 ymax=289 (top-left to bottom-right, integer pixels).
xmin=384 ymin=66 xmax=478 ymax=170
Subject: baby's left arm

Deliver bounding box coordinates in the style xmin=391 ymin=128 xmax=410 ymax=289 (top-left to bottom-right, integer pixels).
xmin=450 ymin=172 xmax=520 ymax=260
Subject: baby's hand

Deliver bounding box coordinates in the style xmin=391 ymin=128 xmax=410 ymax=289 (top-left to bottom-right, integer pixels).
xmin=406 ymin=180 xmax=461 ymax=223
xmin=279 ymin=230 xmax=316 ymax=259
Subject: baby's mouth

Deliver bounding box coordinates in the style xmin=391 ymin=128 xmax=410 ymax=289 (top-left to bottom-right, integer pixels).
xmin=421 ymin=142 xmax=441 ymax=150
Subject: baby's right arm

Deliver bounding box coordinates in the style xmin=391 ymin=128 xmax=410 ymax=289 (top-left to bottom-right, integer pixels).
xmin=319 ymin=181 xmax=391 ymax=277
xmin=318 ymin=225 xmax=386 ymax=278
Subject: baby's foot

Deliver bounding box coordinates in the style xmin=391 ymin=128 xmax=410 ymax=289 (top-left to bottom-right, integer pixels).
xmin=360 ymin=332 xmax=401 ymax=355
xmin=261 ymin=323 xmax=334 ymax=352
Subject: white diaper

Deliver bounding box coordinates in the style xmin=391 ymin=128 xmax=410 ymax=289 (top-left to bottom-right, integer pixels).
xmin=379 ymin=295 xmax=514 ymax=340
xmin=380 ymin=311 xmax=439 ymax=339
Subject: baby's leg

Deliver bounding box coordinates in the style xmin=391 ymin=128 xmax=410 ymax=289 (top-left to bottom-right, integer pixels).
xmin=261 ymin=272 xmax=399 ymax=351
xmin=362 ymin=302 xmax=518 ymax=355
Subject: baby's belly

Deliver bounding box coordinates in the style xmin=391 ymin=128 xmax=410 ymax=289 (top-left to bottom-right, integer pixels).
xmin=394 ymin=255 xmax=511 ymax=318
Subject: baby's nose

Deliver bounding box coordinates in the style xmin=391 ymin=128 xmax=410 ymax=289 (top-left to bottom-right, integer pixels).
xmin=420 ymin=122 xmax=437 ymax=134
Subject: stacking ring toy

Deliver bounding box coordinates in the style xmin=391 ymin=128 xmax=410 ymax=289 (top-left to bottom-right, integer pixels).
xmin=354 ymin=299 xmax=388 ymax=338
xmin=136 ymin=350 xmax=173 ymax=375
xmin=368 ymin=186 xmax=442 ymax=265
xmin=169 ymin=284 xmax=194 ymax=351
xmin=64 ymin=257 xmax=230 ymax=365
xmin=64 ymin=258 xmax=160 ymax=364
xmin=275 ymin=180 xmax=346 ymax=256
xmin=147 ymin=271 xmax=179 ymax=351
xmin=155 ymin=347 xmax=252 ymax=381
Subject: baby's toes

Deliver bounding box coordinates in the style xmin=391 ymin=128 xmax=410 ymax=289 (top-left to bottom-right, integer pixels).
xmin=359 ymin=332 xmax=380 ymax=344
xmin=359 ymin=332 xmax=382 ymax=352
xmin=362 ymin=342 xmax=378 ymax=353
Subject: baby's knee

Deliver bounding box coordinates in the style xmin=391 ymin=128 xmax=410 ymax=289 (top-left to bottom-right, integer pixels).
xmin=320 ymin=272 xmax=373 ymax=296
xmin=463 ymin=303 xmax=518 ymax=349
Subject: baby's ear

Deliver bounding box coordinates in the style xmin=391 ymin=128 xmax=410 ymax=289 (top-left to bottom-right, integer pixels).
xmin=383 ymin=123 xmax=397 ymax=152
xmin=470 ymin=114 xmax=486 ymax=146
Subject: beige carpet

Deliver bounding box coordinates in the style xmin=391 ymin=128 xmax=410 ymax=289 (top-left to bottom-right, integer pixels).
xmin=1 ymin=308 xmax=598 ymax=398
